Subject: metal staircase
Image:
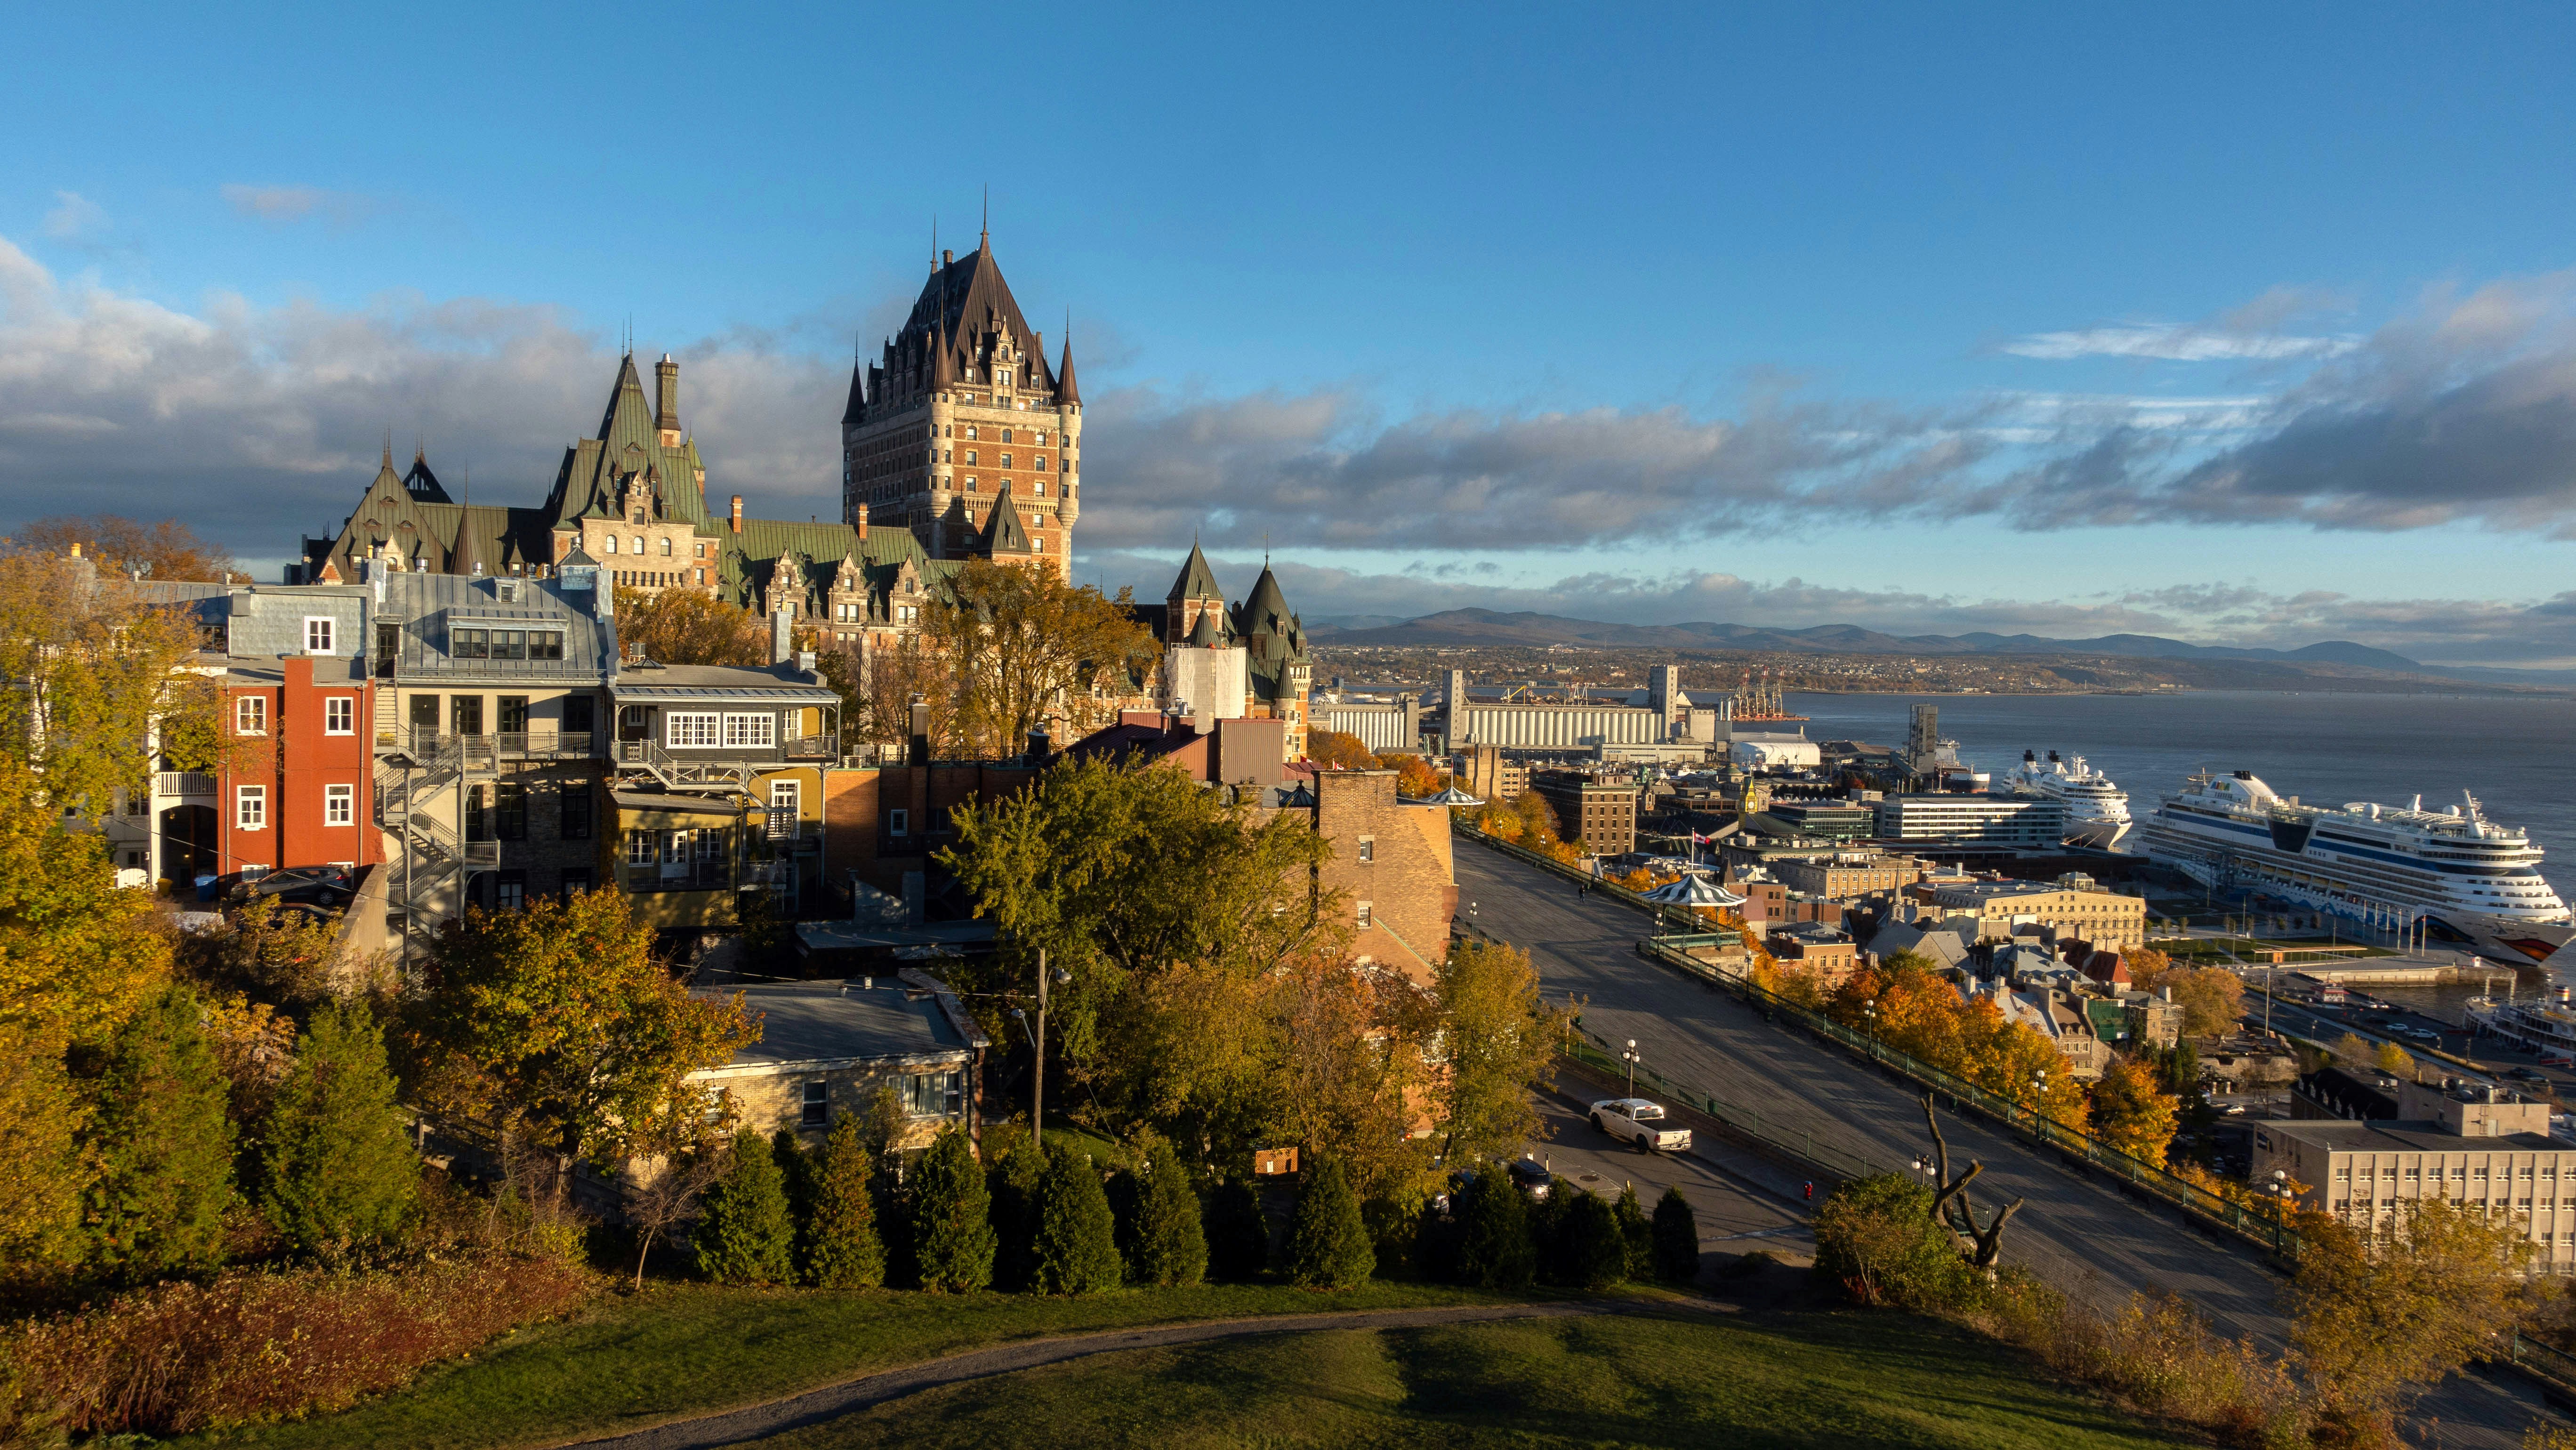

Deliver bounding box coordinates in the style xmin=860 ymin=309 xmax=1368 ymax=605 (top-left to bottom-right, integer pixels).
xmin=611 ymin=739 xmax=758 ymax=793
xmin=377 ymin=734 xmax=502 ymax=956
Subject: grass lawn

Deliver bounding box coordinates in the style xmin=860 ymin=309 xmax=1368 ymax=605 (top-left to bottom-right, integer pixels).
xmin=740 ymin=1306 xmax=2195 ymax=1449
xmin=182 ymin=1280 xmax=1525 ymax=1450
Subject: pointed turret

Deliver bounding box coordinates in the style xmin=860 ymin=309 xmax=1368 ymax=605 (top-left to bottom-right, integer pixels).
xmin=1240 ymin=565 xmax=1293 ymax=638
xmin=841 ymin=359 xmax=868 ymax=426
xmin=1167 ymin=541 xmax=1224 ymax=604
xmin=1055 ymin=335 xmax=1081 ymax=406
xmin=979 ymin=485 xmax=1034 ymax=557
xmin=1187 ymin=608 xmax=1224 ymax=648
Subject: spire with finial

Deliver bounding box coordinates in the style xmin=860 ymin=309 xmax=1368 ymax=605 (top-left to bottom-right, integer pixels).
xmin=1055 ymin=315 xmax=1081 ymax=407
xmin=980 ymin=185 xmax=989 ymax=253
xmin=382 ymin=429 xmax=393 ymax=470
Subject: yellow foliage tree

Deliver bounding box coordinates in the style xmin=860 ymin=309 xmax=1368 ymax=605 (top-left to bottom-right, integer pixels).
xmin=2089 ymin=1055 xmax=2181 ymax=1167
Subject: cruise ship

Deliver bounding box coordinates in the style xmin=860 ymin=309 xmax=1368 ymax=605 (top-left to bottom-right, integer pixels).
xmin=2006 ymin=749 xmax=2134 ymax=850
xmin=2141 ymin=769 xmax=2576 ymax=965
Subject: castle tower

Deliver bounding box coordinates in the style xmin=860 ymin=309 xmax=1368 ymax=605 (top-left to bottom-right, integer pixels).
xmin=838 ymin=231 xmax=1081 ymax=564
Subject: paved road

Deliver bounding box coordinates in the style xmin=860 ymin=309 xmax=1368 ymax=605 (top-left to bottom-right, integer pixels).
xmin=561 ymin=1301 xmax=1642 ymax=1450
xmin=1525 ymin=1087 xmax=1817 ymax=1267
xmin=1458 ymin=842 xmax=2555 ymax=1449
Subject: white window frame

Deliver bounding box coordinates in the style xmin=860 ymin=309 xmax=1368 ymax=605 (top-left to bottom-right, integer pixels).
xmin=1358 ymin=835 xmax=1375 ymax=863
xmin=236 ymin=785 xmax=267 ymax=830
xmin=627 ymin=828 xmax=666 ymax=866
xmin=235 ymin=696 xmax=268 ymax=735
xmin=304 ymin=616 xmax=336 ymax=654
xmin=665 ymin=712 xmax=720 ymax=749
xmin=1355 ymin=900 xmax=1372 ymax=928
xmin=324 ymin=783 xmax=354 ymax=826
xmin=889 ymin=808 xmax=909 ymax=837
xmin=722 ymin=712 xmax=776 ymax=748
xmin=324 ymin=696 xmax=354 ymax=735
xmin=602 ymin=534 xmax=620 ymax=555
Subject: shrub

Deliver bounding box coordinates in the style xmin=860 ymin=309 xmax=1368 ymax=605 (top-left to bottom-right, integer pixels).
xmin=1450 ymin=1168 xmax=1535 ymax=1290
xmin=1204 ymin=1176 xmax=1269 ymax=1281
xmin=694 ymin=1128 xmax=794 ymax=1285
xmin=1285 ymin=1159 xmax=1375 ymax=1290
xmin=81 ymin=983 xmax=238 ymax=1282
xmin=1125 ymin=1139 xmax=1207 ymax=1288
xmin=1 ymin=1253 xmax=593 ymax=1436
xmin=1650 ymin=1184 xmax=1699 ymax=1283
xmin=911 ymin=1126 xmax=996 ymax=1293
xmin=258 ymin=1000 xmax=417 ymax=1259
xmin=985 ymin=1139 xmax=1046 ymax=1291
xmin=1547 ymin=1189 xmax=1627 ymax=1289
xmin=1031 ymin=1150 xmax=1123 ymax=1296
xmin=1612 ymin=1183 xmax=1653 ymax=1282
xmin=771 ymin=1128 xmax=816 ymax=1261
xmin=1811 ymin=1173 xmax=1969 ymax=1311
xmin=803 ymin=1112 xmax=884 ymax=1289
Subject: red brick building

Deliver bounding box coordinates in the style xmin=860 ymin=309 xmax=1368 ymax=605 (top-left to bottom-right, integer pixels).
xmin=214 ymin=656 xmax=384 ymax=878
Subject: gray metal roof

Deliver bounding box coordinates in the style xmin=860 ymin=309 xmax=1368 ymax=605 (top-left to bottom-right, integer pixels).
xmin=611 ymin=661 xmax=836 ymax=703
xmin=693 ymin=982 xmax=968 ymax=1070
xmin=378 ymin=572 xmax=616 ymax=683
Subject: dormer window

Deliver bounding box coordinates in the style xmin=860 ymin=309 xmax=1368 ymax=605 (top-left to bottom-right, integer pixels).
xmin=997 ymin=371 xmax=1011 ymax=387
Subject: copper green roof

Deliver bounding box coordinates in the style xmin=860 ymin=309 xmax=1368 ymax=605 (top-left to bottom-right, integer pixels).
xmin=1168 ymin=541 xmax=1224 ymax=603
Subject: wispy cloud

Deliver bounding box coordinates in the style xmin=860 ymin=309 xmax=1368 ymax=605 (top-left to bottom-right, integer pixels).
xmin=220 ymin=184 xmax=382 ymax=229
xmin=2001 ymin=324 xmax=2356 ymax=362
xmin=40 ymin=191 xmax=106 ymax=242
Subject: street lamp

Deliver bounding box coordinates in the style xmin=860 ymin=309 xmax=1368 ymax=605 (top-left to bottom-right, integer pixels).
xmin=2264 ymin=1169 xmax=2290 ymax=1252
xmin=1862 ymin=998 xmax=1877 ymax=1040
xmin=2031 ymin=1067 xmax=2048 ymax=1131
xmin=1621 ymin=1038 xmax=1641 ymax=1096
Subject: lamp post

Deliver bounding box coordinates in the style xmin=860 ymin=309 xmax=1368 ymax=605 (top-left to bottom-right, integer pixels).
xmin=1010 ymin=948 xmax=1073 ymax=1153
xmin=2031 ymin=1067 xmax=2048 ymax=1133
xmin=1621 ymin=1039 xmax=1641 ymax=1096
xmin=1863 ymin=998 xmax=1877 ymax=1044
xmin=2265 ymin=1169 xmax=2289 ymax=1252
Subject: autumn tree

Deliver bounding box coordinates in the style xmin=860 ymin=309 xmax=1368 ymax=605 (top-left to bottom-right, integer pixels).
xmin=1306 ymin=730 xmax=1374 ymax=772
xmin=0 ymin=552 xmax=225 ymax=819
xmin=2289 ymin=1200 xmax=2537 ymax=1433
xmin=614 ymin=583 xmax=767 ymax=665
xmin=410 ymin=890 xmax=758 ymax=1187
xmin=941 ymin=756 xmax=1336 ymax=1147
xmin=0 ymin=1024 xmax=86 ymax=1271
xmin=1434 ymin=940 xmax=1565 ymax=1168
xmin=2374 ymin=1040 xmax=2418 ymax=1079
xmin=922 ymin=558 xmax=1160 ymax=757
xmin=848 ymin=629 xmax=960 ymax=754
xmin=15 ymin=516 xmax=239 ymax=583
xmin=1378 ymin=754 xmax=1445 ymax=798
xmin=1272 ymin=953 xmax=1440 ymax=1205
xmin=2163 ymin=967 xmax=2247 ymax=1038
xmin=0 ymin=760 xmax=171 ymax=1046
xmin=2088 ymin=1055 xmax=2180 ymax=1167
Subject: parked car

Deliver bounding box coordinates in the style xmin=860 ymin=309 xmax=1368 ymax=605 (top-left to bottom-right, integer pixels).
xmin=1590 ymin=1098 xmax=1693 ymax=1153
xmin=224 ymin=866 xmax=356 ymax=909
xmin=1505 ymin=1158 xmax=1553 ymax=1200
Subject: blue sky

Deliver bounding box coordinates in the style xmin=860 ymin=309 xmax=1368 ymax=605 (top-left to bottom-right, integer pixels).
xmin=10 ymin=4 xmax=2576 ymax=663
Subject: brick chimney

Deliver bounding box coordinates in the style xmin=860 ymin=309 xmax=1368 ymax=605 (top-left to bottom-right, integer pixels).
xmin=729 ymin=495 xmax=742 ymax=534
xmin=655 ymin=354 xmax=681 ymax=445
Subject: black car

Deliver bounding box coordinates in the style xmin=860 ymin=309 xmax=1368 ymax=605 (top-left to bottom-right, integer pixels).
xmin=1506 ymin=1158 xmax=1554 ymax=1200
xmin=223 ymin=866 xmax=357 ymax=909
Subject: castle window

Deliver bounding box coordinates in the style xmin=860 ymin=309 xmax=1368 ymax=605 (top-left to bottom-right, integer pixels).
xmin=1036 ymin=455 xmax=1049 ymax=470
xmin=965 ymin=426 xmax=977 ymax=440
xmin=998 ymin=371 xmax=1011 ymax=387
xmin=602 ymin=535 xmax=619 ymax=554
xmin=966 ymin=477 xmax=978 ymax=491
xmin=631 ymin=536 xmax=644 ymax=555
xmin=1001 ymin=428 xmax=1014 ymax=443
xmin=999 ymin=454 xmax=1012 ymax=468
xmin=1035 ymin=431 xmax=1048 ymax=444
xmin=1035 ymin=480 xmax=1048 ymax=496
xmin=965 ymin=451 xmax=977 ymax=465
xmin=660 ymin=538 xmax=673 ymax=556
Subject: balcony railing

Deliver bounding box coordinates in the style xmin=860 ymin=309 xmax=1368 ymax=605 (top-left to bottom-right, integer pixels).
xmin=782 ymin=733 xmax=838 ymax=759
xmin=375 ymin=728 xmax=599 ymax=761
xmin=623 ymin=860 xmax=732 ymax=893
xmin=154 ymin=771 xmax=216 ymax=798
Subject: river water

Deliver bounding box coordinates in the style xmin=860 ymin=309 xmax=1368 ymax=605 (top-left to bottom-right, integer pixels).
xmin=1783 ymin=690 xmax=2576 ymax=1023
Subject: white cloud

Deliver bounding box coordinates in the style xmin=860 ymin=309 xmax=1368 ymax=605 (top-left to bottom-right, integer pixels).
xmin=40 ymin=191 xmax=106 ymax=242
xmin=2002 ymin=323 xmax=2357 ymax=362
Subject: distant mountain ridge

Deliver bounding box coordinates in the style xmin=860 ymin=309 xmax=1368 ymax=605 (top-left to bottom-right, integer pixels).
xmin=1301 ymin=607 xmax=2427 ymax=669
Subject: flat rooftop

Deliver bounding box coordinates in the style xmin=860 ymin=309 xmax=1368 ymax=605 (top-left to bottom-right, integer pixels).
xmin=691 ymin=980 xmax=968 ymax=1068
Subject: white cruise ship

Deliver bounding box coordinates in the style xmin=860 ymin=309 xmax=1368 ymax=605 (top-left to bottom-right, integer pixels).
xmin=2141 ymin=769 xmax=2575 ymax=964
xmin=2006 ymin=749 xmax=2133 ymax=850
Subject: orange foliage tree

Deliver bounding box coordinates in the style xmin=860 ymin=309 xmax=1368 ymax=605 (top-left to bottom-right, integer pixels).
xmin=1823 ymin=955 xmax=2093 ymax=1132
xmin=1307 ymin=730 xmax=1375 ymax=772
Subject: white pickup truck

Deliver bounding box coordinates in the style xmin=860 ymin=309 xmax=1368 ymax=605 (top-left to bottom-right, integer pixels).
xmin=1590 ymin=1098 xmax=1692 ymax=1152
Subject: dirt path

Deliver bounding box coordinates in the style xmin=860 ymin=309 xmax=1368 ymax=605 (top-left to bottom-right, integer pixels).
xmin=557 ymin=1299 xmax=1663 ymax=1450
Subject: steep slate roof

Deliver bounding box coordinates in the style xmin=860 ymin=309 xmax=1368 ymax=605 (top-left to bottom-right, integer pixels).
xmin=1054 ymin=337 xmax=1080 ymax=406
xmin=538 ymin=354 xmax=717 ymax=531
xmin=978 ymin=487 xmax=1034 ymax=556
xmin=1234 ymin=564 xmax=1308 ymax=706
xmin=719 ymin=517 xmax=960 ymax=621
xmin=301 ymin=451 xmax=554 ymax=582
xmin=1168 ymin=542 xmax=1224 ymax=603
xmin=845 ymin=236 xmax=1061 ymax=422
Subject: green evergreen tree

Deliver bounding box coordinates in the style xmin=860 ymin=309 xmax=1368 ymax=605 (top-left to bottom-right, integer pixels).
xmin=695 ymin=1128 xmax=794 ymax=1285
xmin=1651 ymin=1184 xmax=1699 ymax=1283
xmin=82 ymin=984 xmax=237 ymax=1281
xmin=1031 ymin=1149 xmax=1123 ymax=1295
xmin=911 ymin=1125 xmax=996 ymax=1292
xmin=986 ymin=1138 xmax=1047 ymax=1291
xmin=1285 ymin=1158 xmax=1375 ymax=1290
xmin=804 ymin=1112 xmax=885 ymax=1289
xmin=1551 ymin=1189 xmax=1627 ymax=1289
xmin=771 ymin=1127 xmax=816 ymax=1271
xmin=1451 ymin=1167 xmax=1536 ymax=1290
xmin=1612 ymin=1183 xmax=1653 ymax=1282
xmin=1204 ymin=1176 xmax=1269 ymax=1281
xmin=258 ymin=1000 xmax=417 ymax=1258
xmin=1127 ymin=1139 xmax=1208 ymax=1287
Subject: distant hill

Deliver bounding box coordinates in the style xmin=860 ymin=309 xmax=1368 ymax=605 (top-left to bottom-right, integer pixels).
xmin=1300 ymin=608 xmax=2429 ymax=668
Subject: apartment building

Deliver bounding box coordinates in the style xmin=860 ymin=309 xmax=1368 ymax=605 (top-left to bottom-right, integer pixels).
xmin=1530 ymin=770 xmax=1638 ymax=857
xmin=1874 ymin=794 xmax=2067 ymax=847
xmin=1909 ymin=873 xmax=2148 ymax=951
